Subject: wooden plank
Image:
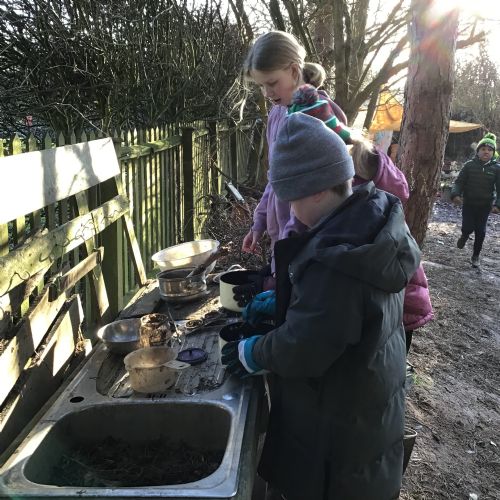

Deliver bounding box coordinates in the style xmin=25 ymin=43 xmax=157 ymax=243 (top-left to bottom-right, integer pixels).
xmin=138 ymin=130 xmax=148 ymax=265
xmin=49 ymin=247 xmax=104 ymax=301
xmin=118 ymin=279 xmax=158 ymax=319
xmin=0 ymin=138 xmax=120 ymax=225
xmin=98 ymin=177 xmax=124 ymax=320
xmin=114 ymin=175 xmax=147 ymax=286
xmin=118 ymin=135 xmax=182 ymax=161
xmin=9 ymin=136 xmax=26 ymax=248
xmin=0 ymin=215 xmax=10 ymax=335
xmin=182 ymin=127 xmax=195 ymax=241
xmin=150 ymin=127 xmax=159 ymax=253
xmin=145 ymin=130 xmax=153 ymax=266
xmin=74 ymin=192 xmax=112 ymax=326
xmin=0 ymin=295 xmax=84 ymax=456
xmin=0 ymin=195 xmax=129 ymax=297
xmin=230 ymin=127 xmax=238 ymax=182
xmin=192 ymin=128 xmax=209 ymax=140
xmin=0 ymin=281 xmax=69 ymax=406
xmin=208 ymin=122 xmax=219 ymax=194
xmin=26 ymin=134 xmax=42 ymax=256
xmin=158 ymin=125 xmax=167 ymax=250
xmin=175 ymin=138 xmax=183 ymax=242
xmin=0 ymin=294 xmax=11 ymax=336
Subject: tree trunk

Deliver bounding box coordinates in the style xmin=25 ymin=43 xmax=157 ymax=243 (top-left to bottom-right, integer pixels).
xmin=399 ymin=0 xmax=458 ymax=246
xmin=311 ymin=0 xmax=335 ymax=74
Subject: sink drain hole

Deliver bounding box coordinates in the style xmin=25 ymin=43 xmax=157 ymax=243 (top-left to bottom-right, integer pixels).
xmin=70 ymin=396 xmax=84 ymax=403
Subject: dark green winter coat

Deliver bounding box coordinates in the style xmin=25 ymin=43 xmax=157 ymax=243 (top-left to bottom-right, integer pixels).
xmin=451 ymin=156 xmax=500 ymax=207
xmin=252 ymin=183 xmax=421 ymax=500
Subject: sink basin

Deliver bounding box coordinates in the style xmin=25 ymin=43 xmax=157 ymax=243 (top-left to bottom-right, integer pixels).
xmin=24 ymin=403 xmax=231 ymax=487
xmin=0 ymin=340 xmax=258 ymax=499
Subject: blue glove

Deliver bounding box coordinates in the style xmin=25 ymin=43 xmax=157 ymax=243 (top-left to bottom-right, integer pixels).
xmin=221 ymin=336 xmax=266 ymax=377
xmin=242 ymin=290 xmax=276 ymax=326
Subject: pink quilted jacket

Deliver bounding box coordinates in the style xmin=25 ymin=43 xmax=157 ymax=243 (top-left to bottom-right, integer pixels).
xmin=353 ymin=149 xmax=434 ymax=331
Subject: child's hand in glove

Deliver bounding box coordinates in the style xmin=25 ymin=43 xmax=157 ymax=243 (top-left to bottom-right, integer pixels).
xmin=220 ymin=336 xmax=267 ymax=377
xmin=242 ymin=290 xmax=276 ymax=326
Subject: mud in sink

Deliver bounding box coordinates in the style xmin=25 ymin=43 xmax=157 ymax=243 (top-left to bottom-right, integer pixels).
xmin=25 ymin=403 xmax=230 ymax=487
xmin=0 ymin=392 xmax=253 ymax=498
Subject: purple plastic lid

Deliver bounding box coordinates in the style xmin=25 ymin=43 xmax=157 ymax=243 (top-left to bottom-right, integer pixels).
xmin=176 ymin=348 xmax=208 ymax=365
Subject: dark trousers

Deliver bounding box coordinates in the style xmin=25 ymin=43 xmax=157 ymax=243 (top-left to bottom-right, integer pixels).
xmin=461 ymin=204 xmax=492 ymax=256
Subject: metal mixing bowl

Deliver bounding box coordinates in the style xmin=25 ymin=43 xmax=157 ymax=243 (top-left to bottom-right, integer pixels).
xmin=157 ymin=268 xmax=208 ymax=303
xmin=97 ymin=318 xmax=141 ymax=355
xmin=151 ymin=239 xmax=219 ymax=272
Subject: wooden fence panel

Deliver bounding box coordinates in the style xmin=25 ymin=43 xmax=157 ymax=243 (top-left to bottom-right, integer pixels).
xmin=0 ymin=118 xmax=255 ymax=334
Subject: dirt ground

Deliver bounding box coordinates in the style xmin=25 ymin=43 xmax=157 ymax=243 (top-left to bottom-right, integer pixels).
xmin=400 ymin=199 xmax=500 ymax=500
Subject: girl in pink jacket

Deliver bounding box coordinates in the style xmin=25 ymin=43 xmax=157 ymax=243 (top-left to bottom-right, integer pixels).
xmin=351 ymin=140 xmax=434 ymax=350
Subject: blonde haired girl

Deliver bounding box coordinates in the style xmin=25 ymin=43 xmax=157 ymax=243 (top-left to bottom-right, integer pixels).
xmin=241 ymin=31 xmax=347 ymax=267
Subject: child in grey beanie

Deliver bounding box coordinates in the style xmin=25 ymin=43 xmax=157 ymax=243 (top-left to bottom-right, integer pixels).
xmin=270 ymin=113 xmax=355 ymax=202
xmin=221 ymin=109 xmax=420 ymax=500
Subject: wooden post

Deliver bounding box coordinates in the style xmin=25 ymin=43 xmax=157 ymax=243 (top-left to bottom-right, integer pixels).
xmin=246 ymin=120 xmax=265 ymax=187
xmin=181 ymin=126 xmax=194 ymax=242
xmin=255 ymin=119 xmax=268 ymax=188
xmin=0 ymin=137 xmax=10 ymax=334
xmin=9 ymin=135 xmax=25 ymax=247
xmin=99 ymin=179 xmax=124 ymax=319
xmin=230 ymin=125 xmax=238 ymax=183
xmin=208 ymin=121 xmax=219 ymax=194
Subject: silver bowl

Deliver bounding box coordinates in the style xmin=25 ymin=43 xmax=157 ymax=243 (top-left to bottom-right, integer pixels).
xmin=157 ymin=268 xmax=208 ymax=303
xmin=151 ymin=239 xmax=219 ymax=272
xmin=97 ymin=318 xmax=141 ymax=355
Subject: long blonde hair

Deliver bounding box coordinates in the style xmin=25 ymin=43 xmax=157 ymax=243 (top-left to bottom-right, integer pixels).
xmin=243 ymin=31 xmax=326 ymax=87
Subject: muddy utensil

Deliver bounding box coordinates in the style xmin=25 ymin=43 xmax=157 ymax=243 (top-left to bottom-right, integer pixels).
xmin=164 ymin=305 xmax=181 ymax=344
xmin=186 ymin=245 xmax=230 ymax=278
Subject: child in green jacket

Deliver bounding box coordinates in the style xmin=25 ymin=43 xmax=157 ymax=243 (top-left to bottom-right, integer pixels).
xmin=451 ymin=132 xmax=500 ymax=267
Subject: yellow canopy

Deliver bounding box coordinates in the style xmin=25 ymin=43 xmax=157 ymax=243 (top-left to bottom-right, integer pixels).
xmin=368 ymin=92 xmax=482 ymax=134
xmin=368 ymin=92 xmax=404 ymax=132
xmin=448 ymin=120 xmax=483 ymax=133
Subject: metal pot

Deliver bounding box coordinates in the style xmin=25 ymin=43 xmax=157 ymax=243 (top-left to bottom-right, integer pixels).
xmin=157 ymin=268 xmax=207 ymax=303
xmin=124 ymin=346 xmax=190 ymax=393
xmin=218 ymin=322 xmax=274 ymax=351
xmin=219 ymin=270 xmax=261 ymax=312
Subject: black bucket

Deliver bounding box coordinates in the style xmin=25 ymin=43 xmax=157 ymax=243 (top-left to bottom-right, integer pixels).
xmin=403 ymin=427 xmax=417 ymax=474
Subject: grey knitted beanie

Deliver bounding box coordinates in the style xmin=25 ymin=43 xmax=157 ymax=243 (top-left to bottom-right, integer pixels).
xmin=270 ymin=113 xmax=355 ymax=201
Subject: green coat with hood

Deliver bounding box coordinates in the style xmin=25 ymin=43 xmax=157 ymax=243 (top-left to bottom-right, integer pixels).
xmin=252 ymin=183 xmax=421 ymax=500
xmin=451 ymin=156 xmax=500 ymax=208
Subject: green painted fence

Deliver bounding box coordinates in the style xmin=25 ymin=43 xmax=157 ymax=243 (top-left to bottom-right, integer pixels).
xmin=0 ymin=118 xmax=265 ymax=336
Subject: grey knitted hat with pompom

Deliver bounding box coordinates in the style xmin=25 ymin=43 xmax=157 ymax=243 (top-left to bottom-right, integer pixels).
xmin=270 ymin=113 xmax=354 ymax=202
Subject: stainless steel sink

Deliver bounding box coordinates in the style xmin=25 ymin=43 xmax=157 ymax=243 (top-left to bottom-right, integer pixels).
xmin=24 ymin=402 xmax=231 ymax=487
xmin=0 ymin=326 xmax=258 ymax=499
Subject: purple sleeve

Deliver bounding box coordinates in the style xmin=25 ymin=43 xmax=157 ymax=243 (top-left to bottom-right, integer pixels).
xmin=267 ymin=105 xmax=287 ymax=154
xmin=372 ymin=149 xmax=409 ymax=203
xmin=252 ymin=106 xmax=287 ymax=234
xmin=282 ymin=210 xmax=307 ymax=239
xmin=252 ymin=182 xmax=271 ymax=234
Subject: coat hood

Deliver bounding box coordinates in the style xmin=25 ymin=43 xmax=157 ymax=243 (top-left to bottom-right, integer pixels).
xmin=298 ymin=182 xmax=420 ymax=293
